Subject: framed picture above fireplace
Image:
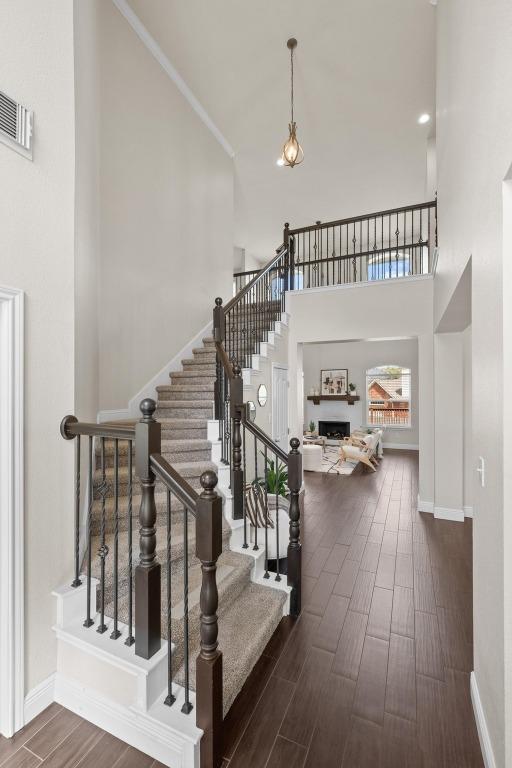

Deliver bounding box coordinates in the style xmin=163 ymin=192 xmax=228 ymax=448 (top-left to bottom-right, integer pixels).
xmin=320 ymin=368 xmax=348 ymax=396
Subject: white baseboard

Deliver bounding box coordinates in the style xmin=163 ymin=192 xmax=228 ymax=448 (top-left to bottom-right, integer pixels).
xmin=470 ymin=671 xmax=497 ymax=768
xmin=434 ymin=505 xmax=465 ymax=522
xmin=464 ymin=505 xmax=474 ymax=518
xmin=24 ymin=674 xmax=56 ymax=725
xmin=417 ymin=496 xmax=434 ymax=513
xmin=54 ymin=674 xmax=200 ymax=768
xmin=97 ymin=408 xmax=131 ymax=423
xmin=382 ymin=442 xmax=419 ymax=450
xmin=128 ymin=319 xmax=213 ymax=417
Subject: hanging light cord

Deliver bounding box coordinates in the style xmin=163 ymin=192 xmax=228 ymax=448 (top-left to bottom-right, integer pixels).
xmin=290 ymin=45 xmax=294 ymax=123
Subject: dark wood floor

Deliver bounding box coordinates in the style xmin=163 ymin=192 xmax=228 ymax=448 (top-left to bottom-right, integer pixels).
xmin=1 ymin=451 xmax=484 ymax=768
xmin=0 ymin=704 xmax=165 ymax=768
xmin=222 ymin=450 xmax=484 ymax=768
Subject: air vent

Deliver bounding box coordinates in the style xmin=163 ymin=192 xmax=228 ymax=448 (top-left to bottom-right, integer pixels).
xmin=0 ymin=89 xmax=33 ymax=158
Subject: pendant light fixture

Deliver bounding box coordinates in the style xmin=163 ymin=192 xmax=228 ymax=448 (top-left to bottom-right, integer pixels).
xmin=280 ymin=38 xmax=304 ymax=168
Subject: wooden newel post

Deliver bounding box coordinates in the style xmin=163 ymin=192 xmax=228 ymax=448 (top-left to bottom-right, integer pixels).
xmin=196 ymin=470 xmax=223 ymax=768
xmin=231 ymin=363 xmax=244 ymax=520
xmin=135 ymin=398 xmax=162 ymax=659
xmin=287 ymin=437 xmax=302 ymax=617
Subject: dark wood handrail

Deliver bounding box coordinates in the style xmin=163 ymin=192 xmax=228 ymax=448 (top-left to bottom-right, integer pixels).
xmin=223 ymin=243 xmax=287 ymax=314
xmin=289 ymin=200 xmax=437 ymax=236
xmin=242 ymin=413 xmax=289 ymax=464
xmin=214 ymin=341 xmax=234 ymax=381
xmin=60 ymin=416 xmax=136 ymax=441
xmin=149 ymin=453 xmax=199 ymax=513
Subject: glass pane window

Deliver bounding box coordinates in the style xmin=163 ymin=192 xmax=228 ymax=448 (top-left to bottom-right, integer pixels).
xmin=366 ymin=365 xmax=411 ymax=427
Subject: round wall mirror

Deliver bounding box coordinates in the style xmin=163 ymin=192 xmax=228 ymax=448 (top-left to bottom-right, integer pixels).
xmin=247 ymin=401 xmax=256 ymax=422
xmin=257 ymin=384 xmax=268 ymax=407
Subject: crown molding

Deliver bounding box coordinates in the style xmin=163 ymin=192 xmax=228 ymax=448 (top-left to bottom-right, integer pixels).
xmin=110 ymin=0 xmax=235 ymax=159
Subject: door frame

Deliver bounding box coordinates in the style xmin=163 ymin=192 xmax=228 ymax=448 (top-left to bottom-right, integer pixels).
xmin=272 ymin=362 xmax=288 ymax=446
xmin=0 ymin=286 xmax=24 ymax=737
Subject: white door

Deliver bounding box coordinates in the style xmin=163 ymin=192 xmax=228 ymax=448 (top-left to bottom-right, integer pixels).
xmin=272 ymin=364 xmax=288 ymax=446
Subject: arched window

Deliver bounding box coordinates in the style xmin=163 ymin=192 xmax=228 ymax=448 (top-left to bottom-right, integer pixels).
xmin=366 ymin=365 xmax=411 ymax=427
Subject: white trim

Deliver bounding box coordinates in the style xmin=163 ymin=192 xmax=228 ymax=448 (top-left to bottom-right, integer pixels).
xmin=128 ymin=319 xmax=213 ymax=417
xmin=0 ymin=285 xmax=24 ymax=738
xmin=54 ymin=675 xmax=200 ymax=768
xmin=286 ymin=273 xmax=433 ymax=298
xmin=470 ymin=671 xmax=497 ymax=768
xmin=464 ymin=505 xmax=473 ymax=518
xmin=417 ymin=496 xmax=434 ymax=513
xmin=434 ymin=505 xmax=465 ymax=522
xmin=97 ymin=408 xmax=131 ymax=423
xmin=382 ymin=442 xmax=419 ymax=450
xmin=0 ymin=131 xmax=33 ymax=161
xmin=24 ymin=674 xmax=56 ymax=726
xmin=110 ymin=0 xmax=235 ymax=159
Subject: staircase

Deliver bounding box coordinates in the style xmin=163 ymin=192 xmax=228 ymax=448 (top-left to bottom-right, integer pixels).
xmin=88 ymin=334 xmax=287 ymax=715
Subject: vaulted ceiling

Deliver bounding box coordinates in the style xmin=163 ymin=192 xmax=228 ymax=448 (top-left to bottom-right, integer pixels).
xmin=127 ymin=0 xmax=436 ymax=264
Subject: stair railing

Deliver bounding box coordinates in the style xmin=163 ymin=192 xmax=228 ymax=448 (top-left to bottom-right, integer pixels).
xmin=213 ymin=237 xmax=303 ymax=618
xmin=60 ymin=397 xmax=223 ymax=768
xmin=233 ymin=200 xmax=437 ymax=293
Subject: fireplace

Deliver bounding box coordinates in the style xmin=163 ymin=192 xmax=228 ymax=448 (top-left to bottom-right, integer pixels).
xmin=318 ymin=420 xmax=350 ymax=440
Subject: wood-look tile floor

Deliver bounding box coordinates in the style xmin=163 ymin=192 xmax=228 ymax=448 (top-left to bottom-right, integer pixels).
xmin=222 ymin=450 xmax=484 ymax=768
xmin=0 ymin=451 xmax=484 ymax=768
xmin=0 ymin=704 xmax=165 ymax=768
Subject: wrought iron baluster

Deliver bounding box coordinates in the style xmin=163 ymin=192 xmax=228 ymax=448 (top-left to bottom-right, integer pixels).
xmin=84 ymin=436 xmax=94 ymax=628
xmin=164 ymin=490 xmax=176 ymax=706
xmin=253 ymin=434 xmax=258 ymax=551
xmin=72 ymin=435 xmax=82 ymax=587
xmin=263 ymin=444 xmax=269 ymax=579
xmin=125 ymin=440 xmax=134 ymax=646
xmin=97 ymin=436 xmax=108 ymax=634
xmin=274 ymin=450 xmax=281 ymax=582
xmin=182 ymin=504 xmax=193 ymax=714
xmin=110 ymin=438 xmax=121 ymax=639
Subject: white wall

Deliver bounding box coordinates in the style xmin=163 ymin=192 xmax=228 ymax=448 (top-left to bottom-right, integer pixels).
xmin=74 ymin=0 xmax=100 ymax=422
xmin=286 ymin=277 xmax=434 ymax=502
xmin=244 ymin=327 xmax=289 ymax=439
xmin=434 ymin=332 xmax=463 ymax=515
xmin=303 ymin=339 xmax=419 ymax=447
xmin=97 ymin=1 xmax=234 ymax=410
xmin=436 ymin=2 xmax=512 ymax=763
xmin=0 ymin=2 xmax=75 ymax=693
xmin=463 ymin=325 xmax=472 ymax=512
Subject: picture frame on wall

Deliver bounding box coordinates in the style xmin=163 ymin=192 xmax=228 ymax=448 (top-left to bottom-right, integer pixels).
xmin=321 ymin=368 xmax=348 ymax=396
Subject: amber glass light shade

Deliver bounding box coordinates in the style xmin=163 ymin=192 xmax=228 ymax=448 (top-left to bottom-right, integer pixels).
xmin=281 ymin=122 xmax=304 ymax=168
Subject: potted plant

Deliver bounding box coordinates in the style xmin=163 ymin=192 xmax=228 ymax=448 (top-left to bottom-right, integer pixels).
xmin=257 ymin=453 xmax=290 ymax=511
xmin=308 ymin=420 xmax=316 ymax=435
xmin=349 ymin=382 xmax=357 ymax=397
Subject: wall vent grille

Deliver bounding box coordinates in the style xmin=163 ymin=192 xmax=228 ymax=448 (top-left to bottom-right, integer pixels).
xmin=0 ymin=90 xmax=33 ymax=156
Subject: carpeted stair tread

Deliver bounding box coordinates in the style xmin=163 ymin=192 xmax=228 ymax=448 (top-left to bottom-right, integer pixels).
xmin=175 ymin=581 xmax=287 ymax=714
xmin=106 ymin=550 xmax=254 ymax=675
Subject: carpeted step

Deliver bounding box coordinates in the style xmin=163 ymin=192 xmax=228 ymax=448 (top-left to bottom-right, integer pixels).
xmin=105 ymin=550 xmax=254 ymax=677
xmin=95 ymin=438 xmax=212 ymax=469
xmin=181 ymin=358 xmax=216 ymax=372
xmin=175 ymin=581 xmax=287 ymax=714
xmin=157 ymin=385 xmax=214 ymax=401
xmin=170 ymin=370 xmax=216 ymax=384
xmin=192 ymin=347 xmax=216 ymax=359
xmin=155 ymin=401 xmax=214 ymax=419
xmin=158 ymin=418 xmax=208 ymax=439
xmin=93 ymin=460 xmax=217 ymax=499
xmin=89 ymin=514 xmax=232 ymax=604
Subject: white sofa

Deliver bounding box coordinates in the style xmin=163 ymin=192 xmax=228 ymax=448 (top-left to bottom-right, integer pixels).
xmin=302 ymin=443 xmax=323 ymax=472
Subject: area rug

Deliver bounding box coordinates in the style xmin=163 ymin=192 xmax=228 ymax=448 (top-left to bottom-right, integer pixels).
xmin=320 ymin=445 xmax=357 ymax=475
